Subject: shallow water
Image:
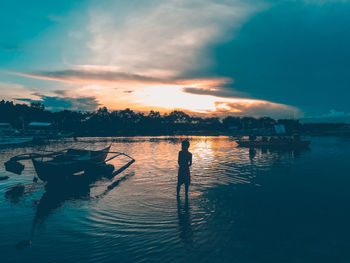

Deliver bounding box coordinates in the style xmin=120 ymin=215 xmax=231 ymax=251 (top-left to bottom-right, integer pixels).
xmin=1 ymin=136 xmax=350 ymax=263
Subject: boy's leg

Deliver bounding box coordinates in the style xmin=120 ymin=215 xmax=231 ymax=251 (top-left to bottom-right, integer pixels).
xmin=177 ymin=182 xmax=181 ymax=196
xmin=184 ymin=183 xmax=189 ymax=197
xmin=184 ymin=173 xmax=190 ymax=197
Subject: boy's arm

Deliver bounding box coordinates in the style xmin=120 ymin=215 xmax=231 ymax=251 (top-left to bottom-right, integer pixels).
xmin=189 ymin=153 xmax=192 ymax=166
xmin=178 ymin=152 xmax=181 ymax=165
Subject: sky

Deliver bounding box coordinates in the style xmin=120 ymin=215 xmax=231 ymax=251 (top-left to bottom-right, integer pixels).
xmin=1 ymin=0 xmax=350 ymax=120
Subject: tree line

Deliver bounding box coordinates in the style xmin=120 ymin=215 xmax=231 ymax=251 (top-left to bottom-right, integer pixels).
xmin=1 ymin=99 xmax=344 ymax=136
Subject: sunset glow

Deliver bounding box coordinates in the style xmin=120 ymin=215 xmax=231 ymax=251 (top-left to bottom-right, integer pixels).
xmin=5 ymin=69 xmax=301 ymax=118
xmin=132 ymin=84 xmax=290 ymax=115
xmin=135 ymin=85 xmax=219 ymax=113
xmin=2 ymin=0 xmax=348 ymax=120
xmin=0 ymin=0 xmax=303 ymax=118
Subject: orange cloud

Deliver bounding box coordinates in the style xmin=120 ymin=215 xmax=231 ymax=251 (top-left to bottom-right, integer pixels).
xmin=12 ymin=69 xmax=302 ymax=118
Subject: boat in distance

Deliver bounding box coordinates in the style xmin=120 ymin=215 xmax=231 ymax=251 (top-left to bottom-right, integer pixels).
xmin=0 ymin=123 xmax=34 ymax=146
xmin=236 ymin=136 xmax=311 ymax=148
xmin=22 ymin=122 xmax=74 ymax=141
xmin=0 ymin=136 xmax=34 ymax=146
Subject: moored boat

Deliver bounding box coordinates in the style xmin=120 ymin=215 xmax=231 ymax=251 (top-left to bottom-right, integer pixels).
xmin=5 ymin=144 xmax=135 ymax=183
xmin=32 ymin=145 xmax=111 ymax=182
xmin=236 ymin=136 xmax=311 ymax=149
xmin=236 ymin=124 xmax=311 ymax=149
xmin=22 ymin=122 xmax=74 ymax=141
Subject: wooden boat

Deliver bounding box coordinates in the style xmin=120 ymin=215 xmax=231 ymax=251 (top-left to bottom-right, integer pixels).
xmin=236 ymin=136 xmax=311 ymax=149
xmin=32 ymin=145 xmax=111 ymax=182
xmin=5 ymin=144 xmax=135 ymax=184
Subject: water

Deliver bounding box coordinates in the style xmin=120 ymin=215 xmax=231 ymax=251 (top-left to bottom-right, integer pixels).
xmin=1 ymin=136 xmax=350 ymax=263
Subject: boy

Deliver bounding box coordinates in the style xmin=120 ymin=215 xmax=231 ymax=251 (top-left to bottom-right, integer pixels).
xmin=177 ymin=140 xmax=192 ymax=197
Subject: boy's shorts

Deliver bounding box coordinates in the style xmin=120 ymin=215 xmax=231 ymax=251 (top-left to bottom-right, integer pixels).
xmin=178 ymin=166 xmax=190 ymax=186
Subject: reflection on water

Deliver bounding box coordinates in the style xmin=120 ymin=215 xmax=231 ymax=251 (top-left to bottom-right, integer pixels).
xmin=14 ymin=165 xmax=135 ymax=249
xmin=14 ymin=183 xmax=92 ymax=250
xmin=177 ymin=197 xmax=193 ymax=246
xmin=1 ymin=136 xmax=350 ymax=262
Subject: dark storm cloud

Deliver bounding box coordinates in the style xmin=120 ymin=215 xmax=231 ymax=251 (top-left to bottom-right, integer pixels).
xmin=16 ymin=94 xmax=100 ymax=112
xmin=205 ymin=1 xmax=350 ymax=116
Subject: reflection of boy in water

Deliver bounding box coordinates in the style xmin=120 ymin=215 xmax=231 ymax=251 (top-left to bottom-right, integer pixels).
xmin=177 ymin=140 xmax=192 ymax=197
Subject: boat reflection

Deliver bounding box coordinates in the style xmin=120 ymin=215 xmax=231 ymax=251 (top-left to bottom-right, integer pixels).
xmin=15 ymin=162 xmax=135 ymax=249
xmin=248 ymin=146 xmax=310 ymax=161
xmin=32 ymin=183 xmax=91 ymax=231
xmin=14 ymin=182 xmax=91 ymax=249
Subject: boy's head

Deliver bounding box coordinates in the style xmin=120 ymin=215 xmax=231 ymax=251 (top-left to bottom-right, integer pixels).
xmin=181 ymin=140 xmax=190 ymax=150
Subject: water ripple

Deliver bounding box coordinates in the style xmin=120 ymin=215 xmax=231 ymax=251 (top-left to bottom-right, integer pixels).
xmin=2 ymin=136 xmax=345 ymax=263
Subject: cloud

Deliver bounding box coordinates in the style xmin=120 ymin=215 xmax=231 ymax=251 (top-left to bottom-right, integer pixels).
xmin=212 ymin=100 xmax=302 ymax=118
xmin=211 ymin=0 xmax=350 ymax=115
xmin=15 ymin=0 xmax=265 ymax=84
xmin=86 ymin=0 xmax=265 ymax=77
xmin=16 ymin=94 xmax=100 ymax=112
xmin=51 ymin=89 xmax=69 ymax=96
xmin=15 ymin=67 xmax=238 ymax=93
xmin=4 ymin=0 xmax=350 ymax=118
xmin=132 ymin=83 xmax=302 ymax=118
xmin=3 ymin=0 xmax=307 ymax=119
xmin=182 ymin=87 xmax=249 ymax=99
xmin=16 ymin=69 xmax=168 ymax=85
xmin=0 ymin=82 xmax=24 ymax=90
xmin=0 ymin=82 xmax=34 ymax=101
xmin=13 ymin=68 xmax=302 ymax=118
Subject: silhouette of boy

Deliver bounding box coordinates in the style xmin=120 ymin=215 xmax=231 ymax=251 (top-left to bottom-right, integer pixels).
xmin=177 ymin=140 xmax=192 ymax=197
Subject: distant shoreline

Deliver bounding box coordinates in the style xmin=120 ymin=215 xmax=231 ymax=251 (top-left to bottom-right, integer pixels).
xmin=70 ymin=132 xmax=350 ymax=138
xmin=1 ymin=100 xmax=350 ymax=138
